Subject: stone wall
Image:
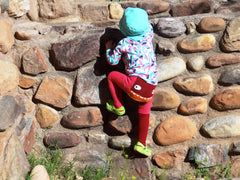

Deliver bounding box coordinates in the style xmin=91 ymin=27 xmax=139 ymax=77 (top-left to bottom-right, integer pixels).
xmin=0 ymin=0 xmax=240 ymax=179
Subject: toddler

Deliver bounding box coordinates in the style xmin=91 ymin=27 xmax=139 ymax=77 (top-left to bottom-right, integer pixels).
xmin=105 ymin=7 xmax=157 ymax=157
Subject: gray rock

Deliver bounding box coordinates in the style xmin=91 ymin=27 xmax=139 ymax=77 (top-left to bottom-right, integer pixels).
xmin=153 ymin=35 xmax=175 ymax=56
xmin=74 ymin=61 xmax=110 ymax=105
xmin=87 ymin=130 xmax=108 ymax=144
xmin=187 ymin=56 xmax=204 ymax=72
xmin=219 ymin=66 xmax=240 ymax=85
xmin=73 ymin=145 xmax=110 ymax=169
xmin=0 ymin=95 xmax=23 ymax=131
xmin=202 ymin=116 xmax=240 ymax=138
xmin=156 ymin=18 xmax=186 ymax=38
xmin=157 ymin=57 xmax=186 ymax=82
xmin=188 ymin=144 xmax=228 ymax=168
xmin=108 ymin=135 xmax=131 ymax=150
xmin=111 ymin=156 xmax=153 ymax=179
xmin=1 ymin=0 xmax=9 ymax=13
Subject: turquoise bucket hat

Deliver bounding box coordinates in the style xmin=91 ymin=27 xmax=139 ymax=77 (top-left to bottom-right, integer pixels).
xmin=119 ymin=7 xmax=149 ymax=41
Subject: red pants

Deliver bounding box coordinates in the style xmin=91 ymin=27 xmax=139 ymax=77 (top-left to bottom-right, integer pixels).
xmin=108 ymin=71 xmax=153 ymax=145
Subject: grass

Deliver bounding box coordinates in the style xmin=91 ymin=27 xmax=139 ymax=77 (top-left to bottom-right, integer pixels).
xmin=77 ymin=154 xmax=112 ymax=180
xmin=183 ymin=159 xmax=232 ymax=180
xmin=26 ymin=145 xmax=233 ymax=180
xmin=26 ymin=145 xmax=114 ymax=180
xmin=26 ymin=144 xmax=139 ymax=180
xmin=26 ymin=145 xmax=76 ymax=180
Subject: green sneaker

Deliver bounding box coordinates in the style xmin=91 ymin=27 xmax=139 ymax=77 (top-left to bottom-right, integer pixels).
xmin=106 ymin=100 xmax=125 ymax=116
xmin=134 ymin=141 xmax=152 ymax=157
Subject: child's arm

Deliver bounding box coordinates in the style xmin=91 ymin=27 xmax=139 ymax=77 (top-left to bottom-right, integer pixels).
xmin=105 ymin=40 xmax=122 ymax=65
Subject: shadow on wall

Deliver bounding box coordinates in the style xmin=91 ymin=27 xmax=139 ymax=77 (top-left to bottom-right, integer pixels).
xmin=95 ymin=27 xmax=126 ymax=118
xmin=95 ymin=27 xmax=141 ymax=152
xmin=94 ymin=27 xmax=125 ymax=76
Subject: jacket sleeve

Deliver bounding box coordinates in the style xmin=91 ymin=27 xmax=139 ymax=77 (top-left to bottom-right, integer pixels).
xmin=106 ymin=42 xmax=123 ymax=65
xmin=145 ymin=23 xmax=154 ymax=40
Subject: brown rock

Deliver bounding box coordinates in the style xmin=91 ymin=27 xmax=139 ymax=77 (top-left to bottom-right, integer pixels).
xmin=30 ymin=165 xmax=50 ymax=180
xmin=0 ymin=17 xmax=14 ymax=54
xmin=216 ymin=2 xmax=240 ymax=14
xmin=171 ymin=0 xmax=211 ymax=17
xmin=51 ymin=34 xmax=100 ymax=71
xmin=154 ymin=115 xmax=197 ymax=146
xmin=152 ymin=89 xmax=180 ymax=110
xmin=206 ymin=53 xmax=240 ymax=68
xmin=153 ymin=149 xmax=187 ymax=169
xmin=61 ymin=107 xmax=103 ymax=129
xmin=22 ymin=46 xmax=48 ymax=75
xmin=38 ymin=0 xmax=75 ymax=19
xmin=137 ymin=1 xmax=169 ymax=15
xmin=35 ymin=104 xmax=59 ymax=129
xmin=78 ymin=2 xmax=109 ymax=22
xmin=220 ymin=17 xmax=240 ymax=52
xmin=109 ymin=2 xmax=124 ymax=19
xmin=27 ymin=0 xmax=39 ymax=21
xmin=108 ymin=115 xmax=132 ymax=134
xmin=43 ymin=132 xmax=81 ymax=148
xmin=231 ymin=158 xmax=240 ymax=177
xmin=19 ymin=75 xmax=38 ymax=89
xmin=0 ymin=60 xmax=19 ymax=95
xmin=23 ymin=121 xmax=36 ymax=153
xmin=177 ymin=34 xmax=216 ymax=53
xmin=210 ymin=88 xmax=240 ymax=111
xmin=178 ymin=97 xmax=207 ymax=115
xmin=173 ymin=74 xmax=213 ymax=95
xmin=34 ymin=76 xmax=73 ymax=109
xmin=198 ymin=17 xmax=226 ymax=33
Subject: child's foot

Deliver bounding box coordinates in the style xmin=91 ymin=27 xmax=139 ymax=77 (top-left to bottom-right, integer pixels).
xmin=106 ymin=100 xmax=125 ymax=116
xmin=134 ymin=141 xmax=152 ymax=157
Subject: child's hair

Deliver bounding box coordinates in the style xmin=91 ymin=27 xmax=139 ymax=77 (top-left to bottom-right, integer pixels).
xmin=119 ymin=7 xmax=149 ymax=40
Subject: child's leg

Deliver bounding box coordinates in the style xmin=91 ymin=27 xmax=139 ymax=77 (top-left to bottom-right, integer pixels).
xmin=107 ymin=71 xmax=137 ymax=108
xmin=137 ymin=98 xmax=153 ymax=146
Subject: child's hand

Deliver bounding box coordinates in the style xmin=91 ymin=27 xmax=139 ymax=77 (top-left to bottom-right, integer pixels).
xmin=105 ymin=40 xmax=116 ymax=50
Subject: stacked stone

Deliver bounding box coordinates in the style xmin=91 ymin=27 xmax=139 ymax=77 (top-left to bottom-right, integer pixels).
xmin=0 ymin=0 xmax=240 ymax=179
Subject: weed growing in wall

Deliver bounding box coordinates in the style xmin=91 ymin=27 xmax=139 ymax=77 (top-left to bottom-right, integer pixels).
xmin=26 ymin=145 xmax=139 ymax=180
xmin=26 ymin=145 xmax=75 ymax=179
xmin=183 ymin=159 xmax=232 ymax=180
